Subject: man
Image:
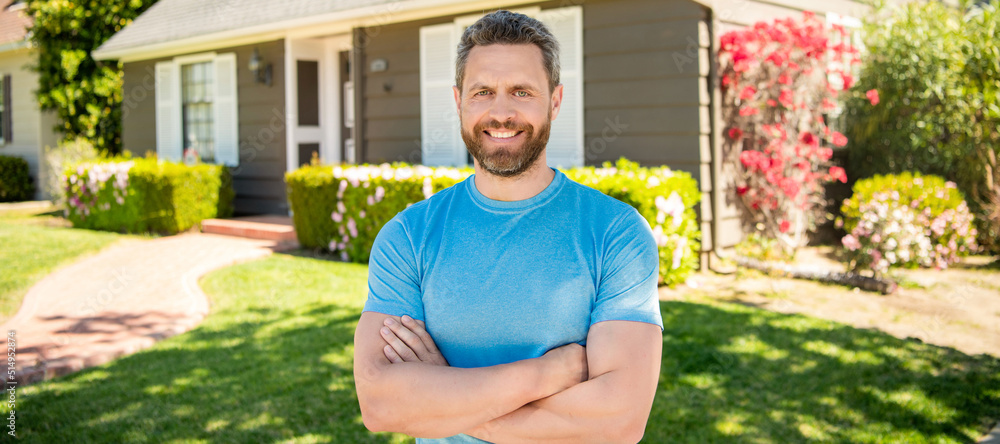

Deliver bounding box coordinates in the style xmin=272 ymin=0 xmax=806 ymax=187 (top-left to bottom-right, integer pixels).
xmin=353 ymin=10 xmax=663 ymax=443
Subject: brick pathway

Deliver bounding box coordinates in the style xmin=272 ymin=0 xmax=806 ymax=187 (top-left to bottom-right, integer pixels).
xmin=1 ymin=233 xmax=279 ymax=387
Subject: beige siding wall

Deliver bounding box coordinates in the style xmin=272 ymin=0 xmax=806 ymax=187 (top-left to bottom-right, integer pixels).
xmin=0 ymin=48 xmax=59 ymax=200
xmin=357 ymin=0 xmax=712 ymax=174
xmin=121 ymin=39 xmax=288 ymax=215
xmin=357 ymin=0 xmax=716 ymax=250
xmin=358 ymin=16 xmax=439 ymax=164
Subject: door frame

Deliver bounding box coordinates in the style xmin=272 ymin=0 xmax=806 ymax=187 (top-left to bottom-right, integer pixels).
xmin=284 ymin=34 xmax=352 ymax=173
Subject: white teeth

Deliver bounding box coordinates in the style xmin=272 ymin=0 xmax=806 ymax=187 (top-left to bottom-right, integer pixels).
xmin=487 ymin=131 xmax=517 ymax=139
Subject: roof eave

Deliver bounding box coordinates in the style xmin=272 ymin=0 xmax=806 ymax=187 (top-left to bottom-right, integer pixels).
xmin=0 ymin=39 xmax=30 ymax=54
xmin=93 ymin=0 xmax=576 ymax=62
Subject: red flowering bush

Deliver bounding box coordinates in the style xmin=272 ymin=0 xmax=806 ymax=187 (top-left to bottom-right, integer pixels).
xmin=720 ymin=12 xmax=865 ymax=254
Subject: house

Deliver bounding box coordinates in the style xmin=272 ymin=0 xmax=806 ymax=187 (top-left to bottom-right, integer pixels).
xmin=0 ymin=0 xmax=61 ymax=200
xmin=92 ymin=0 xmax=870 ymax=266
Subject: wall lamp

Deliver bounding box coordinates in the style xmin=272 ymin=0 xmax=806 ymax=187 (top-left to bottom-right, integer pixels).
xmin=249 ymin=48 xmax=272 ymax=86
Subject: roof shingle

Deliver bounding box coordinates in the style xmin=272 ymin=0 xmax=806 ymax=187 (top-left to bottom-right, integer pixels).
xmin=97 ymin=0 xmax=398 ymax=56
xmin=0 ymin=0 xmax=32 ymax=48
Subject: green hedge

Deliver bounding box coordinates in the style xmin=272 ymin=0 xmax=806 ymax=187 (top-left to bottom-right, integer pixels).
xmin=64 ymin=158 xmax=233 ymax=234
xmin=286 ymin=158 xmax=701 ymax=286
xmin=0 ymin=155 xmax=34 ymax=202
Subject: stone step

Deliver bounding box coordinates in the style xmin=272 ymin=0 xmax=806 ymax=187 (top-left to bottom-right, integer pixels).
xmin=201 ymin=215 xmax=299 ymax=247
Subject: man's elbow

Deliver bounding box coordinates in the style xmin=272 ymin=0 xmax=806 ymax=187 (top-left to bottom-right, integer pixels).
xmin=358 ymin=396 xmax=393 ymax=433
xmin=597 ymin=406 xmax=650 ymax=444
xmin=617 ymin=418 xmax=649 ymax=444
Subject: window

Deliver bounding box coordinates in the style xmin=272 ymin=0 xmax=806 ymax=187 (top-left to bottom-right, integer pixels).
xmin=0 ymin=74 xmax=10 ymax=144
xmin=418 ymin=6 xmax=584 ymax=168
xmin=181 ymin=61 xmax=215 ymax=162
xmin=154 ymin=53 xmax=239 ymax=166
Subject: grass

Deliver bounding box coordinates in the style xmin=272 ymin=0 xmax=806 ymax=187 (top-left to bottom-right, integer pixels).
xmin=3 ymin=250 xmax=998 ymax=443
xmin=0 ymin=208 xmax=127 ymax=324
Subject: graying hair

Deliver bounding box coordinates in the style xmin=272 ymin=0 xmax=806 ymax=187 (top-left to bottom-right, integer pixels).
xmin=455 ymin=10 xmax=560 ymax=92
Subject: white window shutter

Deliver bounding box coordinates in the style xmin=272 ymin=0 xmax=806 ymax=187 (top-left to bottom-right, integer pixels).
xmin=154 ymin=61 xmax=182 ymax=162
xmin=537 ymin=6 xmax=584 ymax=168
xmin=419 ymin=23 xmax=463 ymax=166
xmin=213 ymin=53 xmax=240 ymax=167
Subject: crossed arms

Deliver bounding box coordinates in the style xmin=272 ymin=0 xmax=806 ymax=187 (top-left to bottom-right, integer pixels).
xmin=353 ymin=312 xmax=662 ymax=443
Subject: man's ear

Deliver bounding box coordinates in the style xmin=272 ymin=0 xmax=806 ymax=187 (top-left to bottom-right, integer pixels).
xmin=549 ymin=84 xmax=564 ymax=121
xmin=452 ymin=85 xmax=461 ymax=115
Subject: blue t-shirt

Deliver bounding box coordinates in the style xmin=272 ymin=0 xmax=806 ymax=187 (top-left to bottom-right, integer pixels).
xmin=363 ymin=168 xmax=663 ymax=443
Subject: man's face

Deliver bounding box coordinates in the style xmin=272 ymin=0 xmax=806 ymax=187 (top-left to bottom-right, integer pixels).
xmin=454 ymin=44 xmax=563 ymax=177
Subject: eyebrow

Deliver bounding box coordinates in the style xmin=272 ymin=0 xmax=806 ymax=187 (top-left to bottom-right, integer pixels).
xmin=467 ymin=83 xmax=542 ymax=93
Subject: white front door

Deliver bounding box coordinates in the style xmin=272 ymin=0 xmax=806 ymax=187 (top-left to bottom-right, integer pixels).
xmin=285 ymin=35 xmax=352 ymax=172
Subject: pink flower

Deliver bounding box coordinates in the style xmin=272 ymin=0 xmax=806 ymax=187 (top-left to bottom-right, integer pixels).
xmin=375 ymin=186 xmax=386 ymax=202
xmin=672 ymin=237 xmax=688 ymax=270
xmin=778 ymin=89 xmax=794 ymax=108
xmin=728 ymin=128 xmax=743 ymax=140
xmin=740 ymin=86 xmax=757 ymax=100
xmin=829 ymin=166 xmax=847 ymax=183
xmin=842 ymin=234 xmax=861 ymax=251
xmin=866 ymin=89 xmax=880 ymax=106
xmin=831 ymin=132 xmax=848 ymax=147
xmin=779 ymin=219 xmax=791 ymax=233
xmin=347 ymin=218 xmax=358 ymax=238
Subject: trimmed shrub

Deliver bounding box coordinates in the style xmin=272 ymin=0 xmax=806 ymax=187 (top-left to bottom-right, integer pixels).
xmin=64 ymin=158 xmax=233 ymax=234
xmin=838 ymin=172 xmax=978 ymax=276
xmin=286 ymin=158 xmax=701 ymax=286
xmin=0 ymin=155 xmax=34 ymax=202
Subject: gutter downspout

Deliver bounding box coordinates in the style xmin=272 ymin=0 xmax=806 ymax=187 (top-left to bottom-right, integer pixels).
xmin=707 ymin=9 xmax=732 ymax=271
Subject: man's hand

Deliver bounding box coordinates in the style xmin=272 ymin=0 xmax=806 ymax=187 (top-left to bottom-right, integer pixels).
xmin=379 ymin=315 xmax=449 ymax=366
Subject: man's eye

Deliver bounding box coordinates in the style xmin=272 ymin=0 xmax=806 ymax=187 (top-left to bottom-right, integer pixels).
xmin=475 ymin=91 xmax=490 ymax=96
xmin=515 ymin=91 xmax=529 ymax=97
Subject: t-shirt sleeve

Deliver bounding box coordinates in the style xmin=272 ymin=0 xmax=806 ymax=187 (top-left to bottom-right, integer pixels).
xmin=364 ymin=216 xmax=425 ymax=320
xmin=591 ymin=208 xmax=664 ymax=330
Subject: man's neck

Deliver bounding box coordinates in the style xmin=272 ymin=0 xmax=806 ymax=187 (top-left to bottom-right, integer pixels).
xmin=473 ymin=158 xmax=555 ymax=202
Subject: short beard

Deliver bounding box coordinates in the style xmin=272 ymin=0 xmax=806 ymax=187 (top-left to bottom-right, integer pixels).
xmin=462 ymin=116 xmax=551 ymax=178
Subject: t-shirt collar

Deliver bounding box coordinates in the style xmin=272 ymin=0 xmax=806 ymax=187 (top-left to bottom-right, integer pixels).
xmin=466 ymin=167 xmax=565 ymax=212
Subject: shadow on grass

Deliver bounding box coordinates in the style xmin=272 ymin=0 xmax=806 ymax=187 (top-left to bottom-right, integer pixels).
xmin=8 ymin=253 xmax=999 ymax=443
xmin=649 ymin=300 xmax=1000 ymax=443
xmin=7 ymin=254 xmax=395 ymax=443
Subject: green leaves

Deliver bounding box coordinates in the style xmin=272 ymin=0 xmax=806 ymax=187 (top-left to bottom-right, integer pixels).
xmin=845 ymin=1 xmax=1000 ymax=252
xmin=27 ymin=0 xmax=159 ymax=154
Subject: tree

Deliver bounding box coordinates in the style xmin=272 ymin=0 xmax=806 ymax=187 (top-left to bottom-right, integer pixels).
xmin=844 ymin=0 xmax=1000 ymax=253
xmin=27 ymin=0 xmax=158 ymax=154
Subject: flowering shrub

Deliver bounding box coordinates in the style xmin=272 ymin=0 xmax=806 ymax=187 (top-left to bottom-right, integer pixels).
xmin=720 ymin=12 xmax=865 ymax=253
xmin=838 ymin=172 xmax=978 ymax=276
xmin=64 ymin=158 xmax=233 ymax=233
xmin=285 ymin=158 xmax=701 ymax=286
xmin=564 ymin=159 xmax=700 ymax=287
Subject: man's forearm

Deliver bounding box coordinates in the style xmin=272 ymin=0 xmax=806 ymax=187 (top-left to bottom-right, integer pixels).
xmin=355 ymin=313 xmax=587 ymax=438
xmin=467 ymin=368 xmax=653 ymax=444
xmin=359 ymin=358 xmax=556 ymax=438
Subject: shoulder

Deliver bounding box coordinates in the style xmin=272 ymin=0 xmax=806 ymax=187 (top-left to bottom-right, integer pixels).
xmin=561 ymin=174 xmax=644 ymax=229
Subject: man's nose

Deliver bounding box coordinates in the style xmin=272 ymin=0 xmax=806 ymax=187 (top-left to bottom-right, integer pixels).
xmin=487 ymin=93 xmax=516 ymax=123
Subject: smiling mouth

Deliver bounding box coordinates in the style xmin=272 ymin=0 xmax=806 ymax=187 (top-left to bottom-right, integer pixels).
xmin=484 ymin=130 xmax=523 ymax=139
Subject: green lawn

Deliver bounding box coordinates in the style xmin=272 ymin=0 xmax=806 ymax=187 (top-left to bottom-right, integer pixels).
xmin=3 ymin=251 xmax=998 ymax=443
xmin=0 ymin=209 xmax=125 ymax=324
